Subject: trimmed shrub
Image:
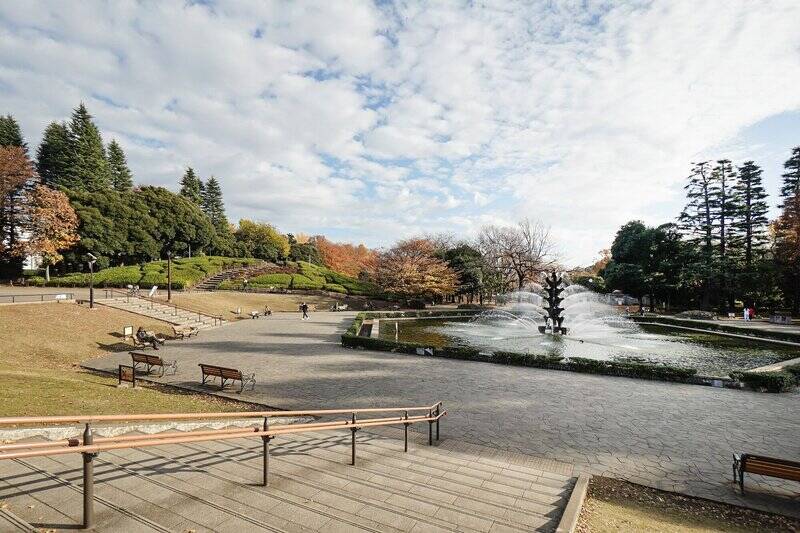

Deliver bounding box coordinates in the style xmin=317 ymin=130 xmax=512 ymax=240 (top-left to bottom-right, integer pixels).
xmin=324 ymin=283 xmax=348 ymax=294
xmin=250 ymin=273 xmax=292 ymax=287
xmin=27 ymin=276 xmax=46 ymax=286
xmin=675 ymin=310 xmax=717 ymax=320
xmin=435 ymin=346 xmax=485 ymax=361
xmin=784 ymin=363 xmax=800 ymax=380
xmin=290 ymin=274 xmax=324 ymax=290
xmin=738 ymin=371 xmax=796 ymax=393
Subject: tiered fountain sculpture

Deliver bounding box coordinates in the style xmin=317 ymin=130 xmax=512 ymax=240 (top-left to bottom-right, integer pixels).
xmin=537 ymin=271 xmax=568 ymax=335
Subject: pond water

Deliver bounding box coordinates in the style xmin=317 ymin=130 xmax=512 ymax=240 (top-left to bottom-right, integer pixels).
xmin=377 ymin=317 xmax=797 ymax=377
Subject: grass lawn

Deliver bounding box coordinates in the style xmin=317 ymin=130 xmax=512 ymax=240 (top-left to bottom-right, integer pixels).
xmin=0 ymin=302 xmax=256 ymax=417
xmin=577 ymin=476 xmax=800 ymax=532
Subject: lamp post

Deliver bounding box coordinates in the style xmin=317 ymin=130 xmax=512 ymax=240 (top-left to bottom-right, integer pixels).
xmin=87 ymin=254 xmax=97 ymax=309
xmin=167 ymin=250 xmax=172 ymax=302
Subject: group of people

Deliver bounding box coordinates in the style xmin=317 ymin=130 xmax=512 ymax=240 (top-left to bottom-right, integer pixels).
xmin=743 ymin=305 xmax=757 ymax=321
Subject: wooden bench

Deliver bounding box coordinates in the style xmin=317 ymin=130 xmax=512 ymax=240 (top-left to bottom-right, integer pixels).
xmin=172 ymin=324 xmax=199 ymax=339
xmin=732 ymin=454 xmax=800 ymax=494
xmin=130 ymin=352 xmax=177 ymax=377
xmin=199 ymin=364 xmax=256 ymax=393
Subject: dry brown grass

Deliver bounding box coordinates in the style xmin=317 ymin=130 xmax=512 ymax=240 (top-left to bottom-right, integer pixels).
xmin=577 ymin=476 xmax=799 ymax=533
xmin=166 ymin=292 xmax=348 ymax=317
xmin=0 ymin=302 xmax=256 ymax=417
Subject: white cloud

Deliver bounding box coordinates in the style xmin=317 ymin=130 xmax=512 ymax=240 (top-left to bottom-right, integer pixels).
xmin=1 ymin=0 xmax=799 ymax=264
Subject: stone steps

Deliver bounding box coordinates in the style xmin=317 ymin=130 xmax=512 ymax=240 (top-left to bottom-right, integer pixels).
xmin=99 ymin=298 xmax=219 ymax=329
xmin=0 ymin=429 xmax=574 ymax=532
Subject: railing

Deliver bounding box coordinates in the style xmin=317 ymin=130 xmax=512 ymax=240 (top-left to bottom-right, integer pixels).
xmin=101 ymin=287 xmax=224 ymax=326
xmin=0 ymin=292 xmax=74 ymax=304
xmin=0 ymin=402 xmax=445 ymax=529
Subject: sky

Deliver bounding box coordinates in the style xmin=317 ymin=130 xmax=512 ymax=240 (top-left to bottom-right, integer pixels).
xmin=1 ymin=1 xmax=799 ymax=266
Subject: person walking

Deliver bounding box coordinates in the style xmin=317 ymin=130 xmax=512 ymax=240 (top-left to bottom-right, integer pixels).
xmin=300 ymin=302 xmax=309 ymax=320
xmin=743 ymin=307 xmax=750 ymax=321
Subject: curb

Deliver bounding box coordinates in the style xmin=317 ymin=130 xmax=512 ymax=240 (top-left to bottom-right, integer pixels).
xmin=556 ymin=473 xmax=591 ymax=533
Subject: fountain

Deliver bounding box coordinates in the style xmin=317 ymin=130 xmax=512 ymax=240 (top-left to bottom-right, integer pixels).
xmin=538 ymin=271 xmax=568 ymax=335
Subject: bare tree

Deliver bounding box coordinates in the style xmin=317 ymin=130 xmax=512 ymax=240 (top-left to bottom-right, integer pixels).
xmin=478 ymin=218 xmax=557 ymax=290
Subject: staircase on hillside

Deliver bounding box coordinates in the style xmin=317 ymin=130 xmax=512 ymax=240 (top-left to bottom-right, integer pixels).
xmin=194 ymin=261 xmax=276 ymax=291
xmin=0 ymin=427 xmax=575 ymax=532
xmin=99 ymin=296 xmax=221 ymax=329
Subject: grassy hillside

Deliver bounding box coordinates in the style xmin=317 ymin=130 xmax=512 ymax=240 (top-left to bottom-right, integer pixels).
xmin=0 ymin=302 xmax=252 ymax=416
xmin=219 ymin=261 xmax=379 ymax=296
xmin=31 ymin=256 xmax=260 ymax=289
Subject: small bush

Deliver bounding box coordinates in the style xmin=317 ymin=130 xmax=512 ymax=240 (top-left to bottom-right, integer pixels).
xmin=738 ymin=371 xmax=796 ymax=393
xmin=675 ymin=310 xmax=717 ymax=320
xmin=784 ymin=363 xmax=800 ymax=380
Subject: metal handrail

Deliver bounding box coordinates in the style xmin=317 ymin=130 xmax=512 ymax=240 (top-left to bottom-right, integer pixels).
xmin=0 ymin=292 xmax=74 ymax=304
xmin=103 ymin=287 xmax=224 ymax=326
xmin=0 ymin=402 xmax=443 ymax=426
xmin=0 ymin=402 xmax=445 ymax=529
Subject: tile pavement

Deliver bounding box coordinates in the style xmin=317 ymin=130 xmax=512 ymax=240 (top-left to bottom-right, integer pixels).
xmin=83 ymin=311 xmax=800 ymax=518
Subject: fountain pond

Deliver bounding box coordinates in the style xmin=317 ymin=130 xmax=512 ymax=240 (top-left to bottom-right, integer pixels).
xmin=377 ymin=286 xmax=797 ymax=377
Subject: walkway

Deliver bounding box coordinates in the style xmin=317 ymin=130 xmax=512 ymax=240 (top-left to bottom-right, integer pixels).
xmin=83 ymin=312 xmax=800 ymax=518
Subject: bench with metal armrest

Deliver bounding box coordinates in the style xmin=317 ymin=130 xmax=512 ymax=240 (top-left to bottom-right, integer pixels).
xmin=130 ymin=352 xmax=177 ymax=377
xmin=732 ymin=453 xmax=800 ymax=494
xmin=199 ymin=363 xmax=256 ymax=393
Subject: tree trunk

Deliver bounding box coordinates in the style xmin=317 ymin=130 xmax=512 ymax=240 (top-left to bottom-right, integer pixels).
xmin=45 ymin=264 xmax=50 ymax=281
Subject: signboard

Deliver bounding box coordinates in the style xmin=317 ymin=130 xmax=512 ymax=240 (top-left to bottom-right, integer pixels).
xmin=415 ymin=347 xmax=434 ymax=356
xmin=123 ymin=325 xmax=133 ymax=339
xmin=148 ymin=286 xmax=158 ymax=298
xmin=54 ymin=293 xmax=68 ymax=301
xmin=118 ymin=364 xmax=136 ymax=386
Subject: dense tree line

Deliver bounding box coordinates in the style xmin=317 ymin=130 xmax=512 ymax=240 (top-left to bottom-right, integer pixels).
xmin=602 ymin=151 xmax=800 ymax=313
xmin=0 ymin=104 xmax=290 ymax=277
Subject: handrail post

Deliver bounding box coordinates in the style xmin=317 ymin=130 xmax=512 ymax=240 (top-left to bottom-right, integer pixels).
xmin=82 ymin=423 xmax=96 ymax=529
xmin=261 ymin=417 xmax=272 ymax=486
xmin=436 ymin=403 xmax=441 ymax=441
xmin=403 ymin=411 xmax=409 ymax=452
xmin=350 ymin=413 xmax=357 ymax=465
xmin=428 ymin=409 xmax=433 ymax=446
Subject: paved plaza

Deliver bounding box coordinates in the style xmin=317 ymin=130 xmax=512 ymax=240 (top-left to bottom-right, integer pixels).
xmin=84 ymin=311 xmax=800 ymax=518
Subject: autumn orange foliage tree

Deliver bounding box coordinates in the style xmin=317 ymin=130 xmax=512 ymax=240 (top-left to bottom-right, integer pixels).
xmin=0 ymin=146 xmax=35 ymax=258
xmin=18 ymin=185 xmax=80 ymax=280
xmin=315 ymin=236 xmax=377 ymax=278
xmin=374 ymin=238 xmax=457 ymax=301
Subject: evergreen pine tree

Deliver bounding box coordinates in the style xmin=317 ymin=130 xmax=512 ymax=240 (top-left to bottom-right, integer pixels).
xmin=106 ymin=139 xmax=133 ymax=191
xmin=780 ymin=146 xmax=800 ymax=207
xmin=0 ymin=115 xmax=28 ymax=154
xmin=37 ymin=122 xmax=77 ymax=188
xmin=678 ymin=161 xmax=715 ymax=309
xmin=732 ymin=161 xmax=769 ymax=268
xmin=69 ymin=103 xmax=111 ymax=191
xmin=709 ymin=159 xmax=738 ymax=311
xmin=179 ymin=167 xmax=203 ymax=205
xmin=201 ymin=176 xmax=228 ymax=232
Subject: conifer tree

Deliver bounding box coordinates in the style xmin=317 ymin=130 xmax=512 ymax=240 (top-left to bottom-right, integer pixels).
xmin=106 ymin=139 xmax=133 ymax=191
xmin=780 ymin=146 xmax=800 ymax=207
xmin=709 ymin=159 xmax=738 ymax=311
xmin=0 ymin=115 xmax=28 ymax=154
xmin=69 ymin=103 xmax=111 ymax=191
xmin=678 ymin=161 xmax=715 ymax=308
xmin=37 ymin=122 xmax=77 ymax=188
xmin=732 ymin=161 xmax=769 ymax=268
xmin=201 ymin=176 xmax=227 ymax=232
xmin=179 ymin=167 xmax=203 ymax=205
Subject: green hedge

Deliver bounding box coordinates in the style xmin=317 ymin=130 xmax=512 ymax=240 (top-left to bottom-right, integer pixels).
xmin=290 ymin=274 xmax=324 ymax=290
xmin=250 ymin=273 xmax=292 ymax=287
xmin=43 ymin=256 xmax=259 ymax=289
xmin=324 ymin=283 xmax=348 ymax=294
xmin=736 ymin=371 xmax=796 ymax=393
